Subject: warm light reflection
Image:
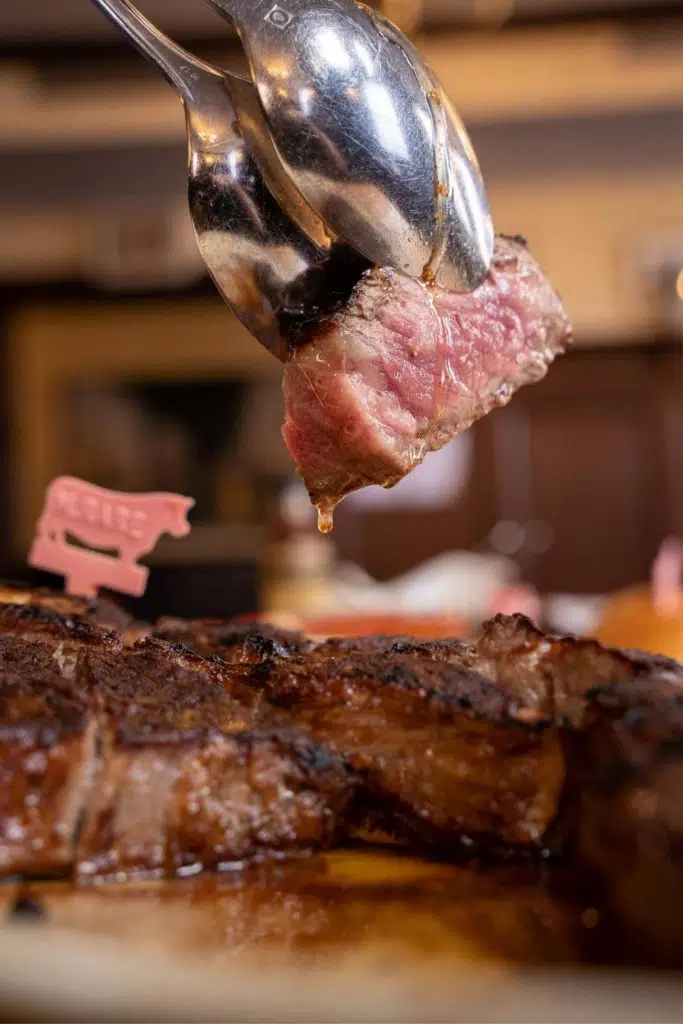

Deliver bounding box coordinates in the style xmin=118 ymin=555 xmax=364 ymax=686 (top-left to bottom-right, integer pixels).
xmin=676 ymin=269 xmax=683 ymax=301
xmin=314 ymin=26 xmax=351 ymax=72
xmin=352 ymin=40 xmax=375 ymax=76
xmin=364 ymin=81 xmax=408 ymax=160
xmin=298 ymin=87 xmax=315 ymax=115
xmin=266 ymin=59 xmax=291 ymax=81
xmin=227 ymin=148 xmax=243 ymax=179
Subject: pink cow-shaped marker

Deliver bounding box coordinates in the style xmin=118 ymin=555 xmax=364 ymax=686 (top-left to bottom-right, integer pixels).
xmin=29 ymin=476 xmax=194 ymax=599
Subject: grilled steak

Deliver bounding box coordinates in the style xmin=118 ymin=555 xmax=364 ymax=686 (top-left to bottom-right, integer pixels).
xmin=5 ymin=579 xmax=683 ymax=971
xmin=224 ymin=649 xmax=564 ymax=850
xmin=0 ymin=582 xmax=133 ymax=631
xmin=0 ymin=680 xmax=96 ymax=875
xmin=568 ymin=677 xmax=683 ymax=966
xmin=78 ymin=727 xmax=353 ymax=881
xmin=282 ymin=236 xmax=572 ymax=524
xmin=150 ymin=620 xmax=564 ymax=848
xmin=162 ymin=614 xmax=683 ymax=863
xmin=0 ymin=602 xmax=355 ymax=880
xmin=152 ymin=617 xmax=310 ymax=666
xmin=473 ymin=613 xmax=683 ymax=725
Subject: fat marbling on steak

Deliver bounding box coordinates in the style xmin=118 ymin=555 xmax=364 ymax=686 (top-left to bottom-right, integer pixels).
xmin=282 ymin=236 xmax=572 ymax=525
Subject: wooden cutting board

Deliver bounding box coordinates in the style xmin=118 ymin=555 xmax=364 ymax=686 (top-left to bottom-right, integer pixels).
xmin=0 ymin=848 xmax=681 ymax=1022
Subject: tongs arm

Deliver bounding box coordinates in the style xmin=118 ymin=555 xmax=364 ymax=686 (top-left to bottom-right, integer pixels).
xmin=91 ymin=0 xmax=230 ymax=112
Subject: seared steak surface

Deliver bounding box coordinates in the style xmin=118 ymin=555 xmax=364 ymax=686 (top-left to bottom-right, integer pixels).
xmin=222 ymin=648 xmax=564 ymax=849
xmin=3 ymin=585 xmax=683 ymax=966
xmin=0 ymin=603 xmax=354 ymax=880
xmin=282 ymin=237 xmax=572 ymax=522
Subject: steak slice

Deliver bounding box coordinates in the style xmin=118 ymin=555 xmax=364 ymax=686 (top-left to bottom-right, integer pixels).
xmin=224 ymin=650 xmax=564 ymax=850
xmin=0 ymin=606 xmax=356 ymax=879
xmin=170 ymin=616 xmax=683 ymax=857
xmin=475 ymin=614 xmax=683 ymax=725
xmin=0 ymin=604 xmax=120 ymax=875
xmin=282 ymin=236 xmax=572 ymax=522
xmin=569 ymin=678 xmax=683 ymax=966
xmin=0 ymin=682 xmax=97 ymax=875
xmin=78 ymin=638 xmax=356 ymax=879
xmin=77 ymin=728 xmax=353 ymax=880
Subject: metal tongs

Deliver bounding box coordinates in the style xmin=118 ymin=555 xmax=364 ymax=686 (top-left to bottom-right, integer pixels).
xmin=90 ymin=0 xmax=494 ymax=360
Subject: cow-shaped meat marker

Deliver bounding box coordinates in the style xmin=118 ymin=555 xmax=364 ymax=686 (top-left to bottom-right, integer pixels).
xmin=29 ymin=476 xmax=194 ymax=599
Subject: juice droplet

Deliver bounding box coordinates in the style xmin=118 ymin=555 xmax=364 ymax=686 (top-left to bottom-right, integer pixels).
xmin=317 ymin=507 xmax=334 ymax=534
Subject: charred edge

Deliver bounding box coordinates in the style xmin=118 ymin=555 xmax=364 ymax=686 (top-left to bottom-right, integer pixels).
xmin=499 ymin=233 xmax=528 ymax=248
xmin=278 ymin=245 xmax=372 ymax=350
xmin=340 ymin=660 xmax=549 ymax=731
xmin=0 ymin=603 xmax=118 ymax=646
xmin=153 ymin=620 xmax=306 ymax=664
xmin=228 ymin=727 xmax=354 ymax=776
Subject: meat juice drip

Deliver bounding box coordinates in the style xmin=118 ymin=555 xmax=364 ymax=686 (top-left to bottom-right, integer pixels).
xmin=317 ymin=505 xmax=334 ymax=535
xmin=262 ymin=482 xmax=336 ymax=614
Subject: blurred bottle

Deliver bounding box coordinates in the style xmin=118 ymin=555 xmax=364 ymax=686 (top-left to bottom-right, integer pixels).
xmin=261 ymin=481 xmax=336 ymax=618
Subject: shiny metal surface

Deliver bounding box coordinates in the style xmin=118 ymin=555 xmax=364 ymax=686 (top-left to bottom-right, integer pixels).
xmin=90 ymin=0 xmax=362 ymax=360
xmin=205 ymin=0 xmax=493 ymax=291
xmin=90 ymin=0 xmax=492 ymax=359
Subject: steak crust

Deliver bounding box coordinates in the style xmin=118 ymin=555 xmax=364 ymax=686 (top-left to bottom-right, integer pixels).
xmin=474 ymin=613 xmax=683 ymax=725
xmin=152 ymin=618 xmax=309 ymax=666
xmin=568 ymin=678 xmax=683 ymax=966
xmin=214 ymin=649 xmax=565 ymax=850
xmin=78 ymin=728 xmax=352 ymax=881
xmin=5 ymin=578 xmax=683 ymax=970
xmin=0 ymin=601 xmax=356 ymax=879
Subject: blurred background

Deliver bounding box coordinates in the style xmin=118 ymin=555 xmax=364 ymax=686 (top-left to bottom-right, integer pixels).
xmin=3 ymin=0 xmax=683 ymax=632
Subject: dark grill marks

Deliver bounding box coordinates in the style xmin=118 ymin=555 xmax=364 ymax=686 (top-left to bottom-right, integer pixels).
xmin=152 ymin=618 xmax=309 ymax=665
xmin=84 ymin=636 xmax=267 ymax=733
xmin=165 ymin=614 xmax=683 ymax=885
xmin=0 ymin=599 xmax=356 ymax=880
xmin=206 ymin=647 xmax=565 ymax=850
